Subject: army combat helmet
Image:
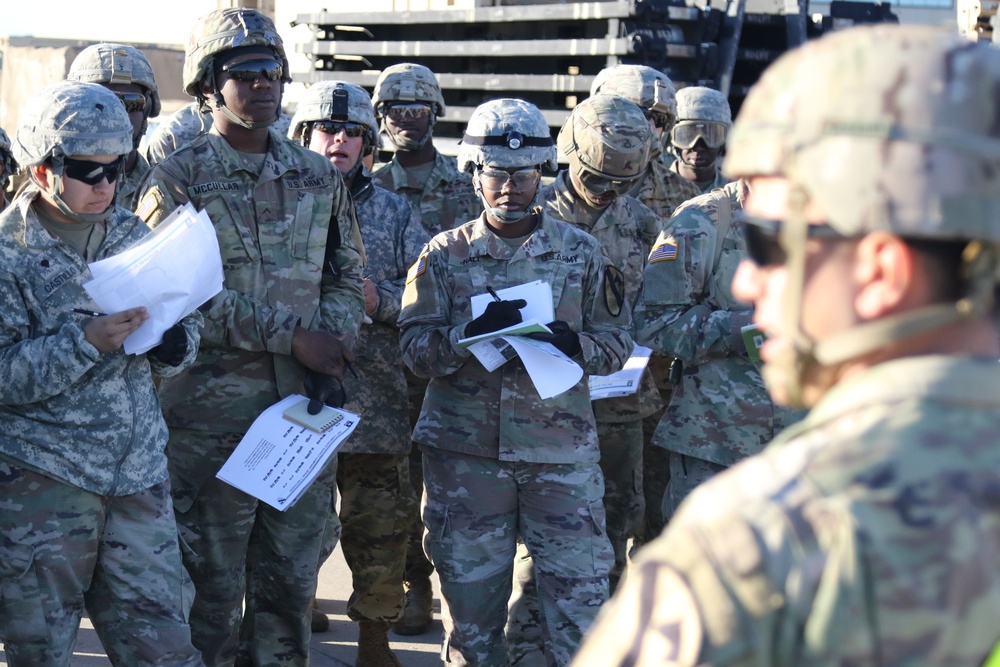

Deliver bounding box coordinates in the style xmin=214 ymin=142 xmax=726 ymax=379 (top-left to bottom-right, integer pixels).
xmin=559 ymin=94 xmax=653 ymax=204
xmin=372 ymin=63 xmax=445 ymax=151
xmin=590 ymin=65 xmax=677 ymax=132
xmin=289 ymin=81 xmax=380 ymax=180
xmin=458 ymin=98 xmax=556 ymax=224
xmin=724 ymin=24 xmax=1000 ymax=406
xmin=68 ymin=43 xmax=161 ymax=151
xmin=0 ymin=127 xmax=16 ymax=192
xmin=183 ymin=8 xmax=290 ymax=130
xmin=671 ymin=86 xmax=731 ymax=155
xmin=13 ymin=80 xmax=132 ymax=223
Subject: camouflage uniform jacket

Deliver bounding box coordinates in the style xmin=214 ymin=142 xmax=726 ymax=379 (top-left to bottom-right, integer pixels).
xmin=371 ymin=151 xmax=480 ymax=236
xmin=137 ymin=127 xmax=366 ymax=434
xmin=143 ymin=102 xmax=211 ymax=167
xmin=118 ymin=151 xmax=151 ymax=213
xmin=340 ymin=174 xmax=429 ymax=454
xmin=634 ymin=152 xmax=701 ymax=223
xmin=0 ymin=188 xmax=201 ymax=496
xmin=636 ymin=182 xmax=799 ymax=466
xmin=541 ymin=171 xmax=662 ymax=423
xmin=573 ymin=355 xmax=1000 ymax=667
xmin=669 ymin=158 xmax=732 ymax=194
xmin=398 ymin=210 xmax=634 ymax=464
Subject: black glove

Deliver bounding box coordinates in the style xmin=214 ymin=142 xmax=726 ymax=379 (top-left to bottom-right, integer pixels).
xmin=148 ymin=324 xmax=187 ymax=367
xmin=466 ymin=299 xmax=527 ymax=338
xmin=303 ymin=371 xmax=347 ymax=415
xmin=527 ymin=320 xmax=581 ymax=357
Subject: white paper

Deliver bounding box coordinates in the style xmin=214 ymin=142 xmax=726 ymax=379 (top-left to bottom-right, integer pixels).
xmin=84 ymin=203 xmax=224 ymax=354
xmin=589 ymin=345 xmax=652 ymax=400
xmin=469 ymin=280 xmax=554 ymax=322
xmin=216 ymin=394 xmax=360 ymax=511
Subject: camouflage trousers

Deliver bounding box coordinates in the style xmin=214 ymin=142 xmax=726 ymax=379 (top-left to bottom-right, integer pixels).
xmin=404 ymin=371 xmax=435 ymax=585
xmin=422 ymin=446 xmax=612 ymax=667
xmin=167 ymin=428 xmax=335 ymax=667
xmin=661 ymin=451 xmax=727 ymax=523
xmin=0 ymin=459 xmax=202 ymax=667
xmin=317 ymin=452 xmax=412 ymax=623
xmin=505 ymin=419 xmax=643 ymax=667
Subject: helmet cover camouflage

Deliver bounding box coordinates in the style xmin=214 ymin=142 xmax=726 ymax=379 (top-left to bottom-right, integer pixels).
xmin=558 ymin=94 xmax=652 ymax=179
xmin=288 ymin=81 xmax=380 ymax=151
xmin=675 ymin=86 xmax=732 ymax=125
xmin=68 ymin=43 xmax=161 ymax=118
xmin=590 ymin=65 xmax=677 ymax=121
xmin=372 ymin=63 xmax=446 ymax=117
xmin=724 ymin=24 xmax=1000 ymax=243
xmin=183 ymin=8 xmax=290 ymax=98
xmin=13 ymin=81 xmax=132 ymax=167
xmin=457 ymin=98 xmax=557 ymax=173
xmin=0 ymin=127 xmax=15 ymax=186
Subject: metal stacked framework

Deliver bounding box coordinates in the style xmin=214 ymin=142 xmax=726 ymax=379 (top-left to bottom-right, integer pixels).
xmin=293 ymin=0 xmax=896 ymax=148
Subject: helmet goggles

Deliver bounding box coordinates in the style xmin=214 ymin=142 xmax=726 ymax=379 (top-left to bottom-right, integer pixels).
xmin=671 ymin=121 xmax=728 ymax=150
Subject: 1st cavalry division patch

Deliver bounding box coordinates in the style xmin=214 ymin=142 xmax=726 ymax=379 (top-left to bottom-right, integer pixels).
xmin=604 ymin=266 xmax=625 ymax=317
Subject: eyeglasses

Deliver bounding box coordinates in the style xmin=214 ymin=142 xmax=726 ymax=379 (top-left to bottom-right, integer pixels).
xmin=737 ymin=212 xmax=850 ymax=267
xmin=219 ymin=59 xmax=284 ymax=82
xmin=670 ymin=121 xmax=728 ymax=150
xmin=62 ymin=156 xmax=125 ymax=186
xmin=312 ymin=121 xmax=367 ymax=138
xmin=478 ymin=167 xmax=540 ymax=190
xmin=644 ymin=111 xmax=669 ymax=130
xmin=384 ymin=104 xmax=432 ymax=121
xmin=574 ymin=164 xmax=642 ymax=197
xmin=114 ymin=92 xmax=147 ymax=114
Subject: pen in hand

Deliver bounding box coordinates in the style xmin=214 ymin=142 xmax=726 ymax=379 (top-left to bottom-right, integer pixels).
xmin=345 ymin=360 xmax=360 ymax=381
xmin=72 ymin=308 xmax=105 ymax=318
xmin=486 ymin=286 xmax=502 ymax=303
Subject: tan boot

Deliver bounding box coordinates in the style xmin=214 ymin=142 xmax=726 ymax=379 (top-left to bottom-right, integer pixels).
xmin=356 ymin=621 xmax=403 ymax=667
xmin=311 ymin=597 xmax=330 ymax=633
xmin=392 ymin=578 xmax=433 ymax=636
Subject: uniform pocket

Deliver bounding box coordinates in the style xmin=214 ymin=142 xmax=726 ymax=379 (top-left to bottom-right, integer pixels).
xmin=0 ymin=542 xmax=49 ymax=643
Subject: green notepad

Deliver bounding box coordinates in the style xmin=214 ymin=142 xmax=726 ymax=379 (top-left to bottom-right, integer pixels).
xmin=740 ymin=324 xmax=766 ymax=363
xmin=282 ymin=399 xmax=345 ymax=433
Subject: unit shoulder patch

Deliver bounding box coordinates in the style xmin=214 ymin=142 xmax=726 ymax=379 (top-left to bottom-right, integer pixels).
xmin=604 ymin=265 xmax=625 ymax=317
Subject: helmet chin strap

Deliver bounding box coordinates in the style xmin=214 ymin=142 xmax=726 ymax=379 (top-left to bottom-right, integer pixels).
xmin=213 ymin=91 xmax=279 ymax=130
xmin=44 ymin=172 xmax=118 ymax=225
xmin=473 ymin=176 xmax=533 ymax=225
xmin=383 ymin=116 xmax=435 ymax=152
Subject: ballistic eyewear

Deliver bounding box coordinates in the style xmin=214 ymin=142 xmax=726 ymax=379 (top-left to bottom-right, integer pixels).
xmin=312 ymin=121 xmax=367 ymax=138
xmin=219 ymin=59 xmax=284 ymax=82
xmin=670 ymin=121 xmax=728 ymax=150
xmin=478 ymin=167 xmax=540 ymax=190
xmin=62 ymin=156 xmax=125 ymax=186
xmin=574 ymin=164 xmax=642 ymax=197
xmin=384 ymin=104 xmax=433 ymax=121
xmin=644 ymin=111 xmax=669 ymax=130
xmin=114 ymin=92 xmax=147 ymax=114
xmin=737 ymin=212 xmax=849 ymax=267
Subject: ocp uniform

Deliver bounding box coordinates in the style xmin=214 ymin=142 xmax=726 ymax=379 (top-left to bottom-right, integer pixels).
xmin=372 ymin=152 xmax=480 ymax=236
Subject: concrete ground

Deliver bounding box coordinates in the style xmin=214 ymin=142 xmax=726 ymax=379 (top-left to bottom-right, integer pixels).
xmin=0 ymin=544 xmax=444 ymax=667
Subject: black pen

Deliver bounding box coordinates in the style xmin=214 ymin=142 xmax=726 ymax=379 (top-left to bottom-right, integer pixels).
xmin=486 ymin=286 xmax=502 ymax=303
xmin=72 ymin=308 xmax=105 ymax=317
xmin=345 ymin=360 xmax=360 ymax=380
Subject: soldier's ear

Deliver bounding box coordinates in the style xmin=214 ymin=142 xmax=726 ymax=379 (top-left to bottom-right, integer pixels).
xmin=200 ymin=79 xmax=215 ymax=97
xmin=30 ymin=164 xmax=53 ymax=192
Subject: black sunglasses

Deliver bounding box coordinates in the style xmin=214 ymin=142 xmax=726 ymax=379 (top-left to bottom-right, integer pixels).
xmin=62 ymin=156 xmax=125 ymax=186
xmin=737 ymin=212 xmax=849 ymax=266
xmin=219 ymin=59 xmax=283 ymax=82
xmin=312 ymin=121 xmax=366 ymax=138
xmin=114 ymin=92 xmax=147 ymax=113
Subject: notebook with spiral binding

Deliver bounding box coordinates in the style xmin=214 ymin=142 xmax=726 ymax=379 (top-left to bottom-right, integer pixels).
xmin=282 ymin=399 xmax=345 ymax=433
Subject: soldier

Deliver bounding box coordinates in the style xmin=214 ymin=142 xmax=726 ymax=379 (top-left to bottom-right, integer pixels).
xmin=135 ymin=9 xmax=365 ymax=667
xmin=399 ymin=98 xmax=632 ymax=666
xmin=573 ymin=25 xmax=1000 ymax=667
xmin=66 ymin=43 xmax=160 ymax=212
xmin=0 ymin=80 xmax=202 ymax=666
xmin=0 ymin=127 xmax=17 ymax=211
xmin=289 ymin=80 xmax=429 ymax=666
xmin=635 ymin=178 xmax=802 ymax=530
xmin=370 ymin=62 xmax=480 ymax=635
xmin=589 ymin=64 xmax=701 ymax=546
xmin=669 ymin=86 xmax=733 ymax=194
xmin=505 ymin=93 xmax=659 ymax=667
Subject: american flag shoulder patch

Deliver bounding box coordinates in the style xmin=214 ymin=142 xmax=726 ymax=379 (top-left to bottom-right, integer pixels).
xmin=649 ymin=237 xmax=679 ymax=263
xmin=406 ymin=254 xmax=428 ymax=284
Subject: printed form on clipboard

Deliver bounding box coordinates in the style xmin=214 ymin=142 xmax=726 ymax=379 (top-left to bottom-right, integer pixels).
xmin=457 ymin=280 xmax=584 ymax=400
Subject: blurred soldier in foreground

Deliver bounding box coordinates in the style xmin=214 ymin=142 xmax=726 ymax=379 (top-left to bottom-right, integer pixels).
xmin=574 ymin=25 xmax=1000 ymax=667
xmin=399 ymin=98 xmax=632 ymax=666
xmin=136 ymin=8 xmax=365 ymax=666
xmin=371 ymin=62 xmax=480 ymax=635
xmin=669 ymin=86 xmax=733 ymax=194
xmin=0 ymin=127 xmax=17 ymax=210
xmin=67 ymin=43 xmax=161 ymax=211
xmin=290 ymin=79 xmax=429 ymax=666
xmin=0 ymin=80 xmax=202 ymax=666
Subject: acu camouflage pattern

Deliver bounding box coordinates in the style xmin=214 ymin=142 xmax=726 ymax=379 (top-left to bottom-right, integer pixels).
xmin=589 ymin=64 xmax=677 ymax=122
xmin=399 ymin=210 xmax=634 ymax=464
xmin=66 ymin=42 xmax=162 ymax=117
xmin=0 ymin=189 xmax=200 ymax=497
xmin=675 ymin=86 xmax=732 ymax=125
xmin=636 ymin=181 xmax=801 ymax=468
xmin=118 ymin=149 xmax=151 ymax=212
xmin=372 ymin=151 xmax=480 ymax=236
xmin=0 ymin=465 xmax=202 ymax=666
xmin=457 ymin=98 xmax=558 ymax=173
xmin=288 ymin=80 xmax=380 ymax=151
xmin=137 ymin=126 xmax=366 ymax=434
xmin=573 ymin=356 xmax=1000 ymax=667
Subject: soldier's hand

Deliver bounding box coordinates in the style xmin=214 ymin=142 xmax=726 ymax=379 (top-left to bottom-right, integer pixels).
xmin=148 ymin=323 xmax=188 ymax=367
xmin=291 ymin=326 xmax=354 ymax=379
xmin=466 ymin=299 xmax=527 ymax=337
xmin=303 ymin=371 xmax=347 ymax=414
xmin=527 ymin=320 xmax=581 ymax=357
xmin=83 ymin=306 xmax=149 ymax=354
xmin=362 ymin=278 xmax=378 ymax=316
